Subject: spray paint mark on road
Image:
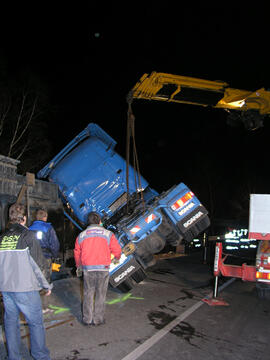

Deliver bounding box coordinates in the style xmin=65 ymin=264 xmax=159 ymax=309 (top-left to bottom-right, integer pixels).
xmin=48 ymin=305 xmax=70 ymax=314
xmin=106 ymin=293 xmax=144 ymax=305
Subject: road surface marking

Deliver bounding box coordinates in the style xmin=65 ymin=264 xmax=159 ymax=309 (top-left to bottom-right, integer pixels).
xmin=48 ymin=305 xmax=70 ymax=314
xmin=121 ymin=278 xmax=235 ymax=360
xmin=106 ymin=293 xmax=144 ymax=305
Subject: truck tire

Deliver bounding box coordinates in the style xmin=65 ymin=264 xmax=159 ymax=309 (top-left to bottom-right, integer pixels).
xmin=256 ymin=283 xmax=270 ymax=300
xmin=159 ymin=210 xmax=183 ymax=246
xmin=131 ymin=268 xmax=147 ymax=283
xmin=116 ymin=278 xmax=133 ymax=293
xmin=146 ymin=255 xmax=156 ymax=267
xmin=135 ymin=251 xmax=156 ymax=268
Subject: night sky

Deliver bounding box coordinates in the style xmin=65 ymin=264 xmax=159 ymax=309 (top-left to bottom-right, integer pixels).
xmin=1 ymin=3 xmax=269 ymax=223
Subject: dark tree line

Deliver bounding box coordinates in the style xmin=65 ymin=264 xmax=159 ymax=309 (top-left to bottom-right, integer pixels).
xmin=0 ymin=55 xmax=53 ymax=175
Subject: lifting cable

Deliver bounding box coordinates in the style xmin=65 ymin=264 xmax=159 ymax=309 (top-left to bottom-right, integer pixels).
xmin=126 ymin=92 xmax=145 ymax=214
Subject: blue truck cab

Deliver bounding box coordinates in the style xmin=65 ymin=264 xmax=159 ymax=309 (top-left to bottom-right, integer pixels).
xmin=38 ymin=123 xmax=210 ymax=290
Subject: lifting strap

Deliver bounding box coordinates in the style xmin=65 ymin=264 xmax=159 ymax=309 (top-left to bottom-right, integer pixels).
xmin=126 ymin=93 xmax=145 ymax=214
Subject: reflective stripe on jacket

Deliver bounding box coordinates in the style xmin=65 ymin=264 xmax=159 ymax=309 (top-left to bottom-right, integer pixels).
xmin=74 ymin=225 xmax=121 ymax=270
xmin=0 ymin=223 xmax=52 ymax=292
xmin=29 ymin=220 xmax=60 ymax=259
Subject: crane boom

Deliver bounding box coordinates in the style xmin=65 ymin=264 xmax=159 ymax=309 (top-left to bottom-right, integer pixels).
xmin=129 ymin=72 xmax=270 ymax=130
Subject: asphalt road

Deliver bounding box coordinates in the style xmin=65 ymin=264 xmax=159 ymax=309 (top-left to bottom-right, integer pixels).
xmin=1 ymin=251 xmax=270 ymax=360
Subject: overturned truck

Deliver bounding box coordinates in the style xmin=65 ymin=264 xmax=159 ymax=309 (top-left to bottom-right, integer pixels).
xmin=38 ymin=123 xmax=210 ymax=291
xmin=0 ymin=155 xmax=64 ymax=240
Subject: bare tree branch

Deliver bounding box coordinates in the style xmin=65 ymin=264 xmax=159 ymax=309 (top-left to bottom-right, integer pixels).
xmin=0 ymin=70 xmax=52 ymax=174
xmin=0 ymin=100 xmax=11 ymax=137
xmin=16 ymin=139 xmax=30 ymax=160
xmin=12 ymin=95 xmax=37 ymax=147
xmin=7 ymin=94 xmax=26 ymax=157
xmin=7 ymin=93 xmax=38 ymax=158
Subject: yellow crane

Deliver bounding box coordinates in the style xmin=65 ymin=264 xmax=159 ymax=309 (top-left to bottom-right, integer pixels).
xmin=128 ymin=72 xmax=270 ymax=130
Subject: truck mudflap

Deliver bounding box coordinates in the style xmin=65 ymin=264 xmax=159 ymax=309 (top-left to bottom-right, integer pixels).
xmin=159 ymin=183 xmax=210 ymax=243
xmin=109 ymin=254 xmax=142 ymax=287
xmin=175 ymin=205 xmax=210 ymax=242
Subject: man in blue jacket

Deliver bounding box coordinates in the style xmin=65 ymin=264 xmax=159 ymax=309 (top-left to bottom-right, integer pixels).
xmin=0 ymin=203 xmax=52 ymax=360
xmin=29 ymin=208 xmax=60 ymax=282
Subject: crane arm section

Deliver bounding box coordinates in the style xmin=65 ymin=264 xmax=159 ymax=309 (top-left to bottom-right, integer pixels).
xmin=130 ymin=72 xmax=270 ymax=115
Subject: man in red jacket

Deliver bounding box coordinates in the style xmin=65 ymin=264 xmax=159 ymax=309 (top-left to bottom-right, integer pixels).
xmin=74 ymin=211 xmax=121 ymax=326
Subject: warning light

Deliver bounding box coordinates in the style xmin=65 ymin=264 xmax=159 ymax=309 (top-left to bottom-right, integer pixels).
xmin=171 ymin=191 xmax=194 ymax=211
xmin=256 ymin=271 xmax=270 ymax=280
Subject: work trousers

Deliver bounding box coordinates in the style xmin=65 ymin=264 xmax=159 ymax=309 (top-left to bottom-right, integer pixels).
xmin=83 ymin=270 xmax=109 ymax=325
xmin=40 ymin=258 xmax=52 ymax=311
xmin=42 ymin=258 xmax=52 ymax=283
xmin=2 ymin=291 xmax=51 ymax=360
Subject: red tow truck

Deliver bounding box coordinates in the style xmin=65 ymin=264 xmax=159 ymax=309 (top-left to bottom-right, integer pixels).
xmin=209 ymin=194 xmax=270 ymax=300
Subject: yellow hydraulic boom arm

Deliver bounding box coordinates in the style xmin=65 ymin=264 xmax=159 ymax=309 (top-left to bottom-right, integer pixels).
xmin=129 ymin=72 xmax=270 ymax=130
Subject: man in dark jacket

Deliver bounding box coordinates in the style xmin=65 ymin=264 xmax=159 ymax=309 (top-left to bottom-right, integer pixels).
xmin=74 ymin=211 xmax=121 ymax=326
xmin=0 ymin=203 xmax=52 ymax=360
xmin=29 ymin=208 xmax=60 ymax=282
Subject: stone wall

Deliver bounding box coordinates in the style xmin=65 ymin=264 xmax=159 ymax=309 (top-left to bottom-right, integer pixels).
xmin=0 ymin=155 xmax=79 ymax=259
